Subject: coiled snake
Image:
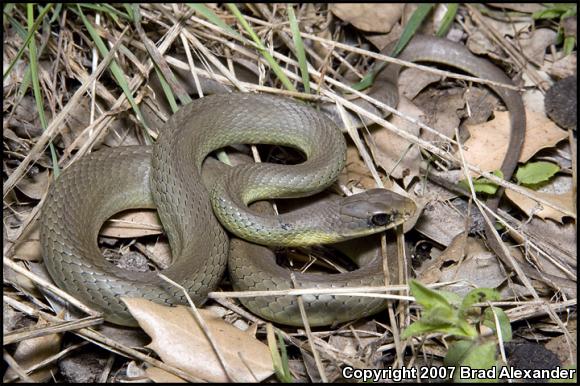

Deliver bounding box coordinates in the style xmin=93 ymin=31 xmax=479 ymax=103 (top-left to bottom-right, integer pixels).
xmin=40 ymin=36 xmax=524 ymax=326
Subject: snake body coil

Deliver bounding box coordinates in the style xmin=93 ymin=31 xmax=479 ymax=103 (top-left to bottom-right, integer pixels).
xmin=40 ymin=36 xmax=525 ymax=326
xmin=41 ymin=94 xmax=415 ymax=326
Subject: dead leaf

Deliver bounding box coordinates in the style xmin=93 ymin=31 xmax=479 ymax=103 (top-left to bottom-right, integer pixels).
xmin=363 ymin=97 xmax=422 ymax=184
xmin=461 ymin=110 xmax=568 ymax=176
xmin=505 ymin=188 xmax=574 ymax=223
xmin=329 ymin=4 xmax=403 ymax=33
xmin=544 ymin=54 xmax=577 ymax=81
xmin=145 ymin=367 xmax=187 ymax=383
xmin=339 ymin=144 xmax=378 ymax=190
xmin=3 ymin=316 xmax=62 ymax=382
xmin=518 ymin=29 xmax=558 ymax=66
xmin=100 ymin=209 xmax=163 ymax=238
xmin=13 ymin=225 xmax=42 ymax=261
xmin=16 ymin=170 xmax=49 ymax=200
xmin=122 ymin=298 xmax=274 ymax=383
xmin=439 ymin=238 xmax=505 ymax=296
xmin=415 ymin=199 xmax=467 ymax=247
xmin=398 ymin=68 xmax=442 ymax=101
xmin=414 ymin=88 xmax=466 ymax=143
xmin=417 ymin=232 xmax=467 ymax=284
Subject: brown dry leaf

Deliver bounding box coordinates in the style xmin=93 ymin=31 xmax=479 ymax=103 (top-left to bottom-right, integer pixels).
xmin=363 ymin=97 xmax=422 ymax=184
xmin=145 ymin=367 xmax=187 ymax=383
xmin=417 ymin=232 xmax=467 ymax=284
xmin=461 ymin=110 xmax=568 ymax=176
xmin=519 ymin=29 xmax=558 ymax=66
xmin=15 ymin=170 xmax=49 ymax=200
xmin=100 ymin=209 xmax=163 ymax=238
xmin=329 ymin=4 xmax=403 ymax=33
xmin=439 ymin=237 xmax=505 ymax=296
xmin=122 ymin=298 xmax=274 ymax=383
xmin=13 ymin=225 xmax=42 ymax=261
xmin=544 ymin=54 xmax=577 ymax=79
xmin=3 ymin=316 xmax=62 ymax=382
xmin=505 ymin=188 xmax=574 ymax=223
xmin=398 ymin=67 xmax=442 ymax=101
xmin=339 ymin=144 xmax=377 ymax=190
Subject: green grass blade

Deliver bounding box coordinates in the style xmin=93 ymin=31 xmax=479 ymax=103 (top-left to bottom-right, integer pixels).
xmin=76 ymin=3 xmax=131 ymax=22
xmin=276 ymin=331 xmax=292 ymax=382
xmin=152 ymin=65 xmax=179 ymax=113
xmin=77 ymin=5 xmax=151 ymax=141
xmin=390 ymin=3 xmax=434 ymax=57
xmin=351 ymin=3 xmax=434 ymax=91
xmin=26 ymin=4 xmax=60 ymax=177
xmin=287 ymin=5 xmax=310 ymax=94
xmin=187 ymin=3 xmax=239 ymax=37
xmin=3 ymin=3 xmax=53 ymax=80
xmin=226 ymin=3 xmax=296 ymax=92
xmin=436 ymin=3 xmax=458 ymax=37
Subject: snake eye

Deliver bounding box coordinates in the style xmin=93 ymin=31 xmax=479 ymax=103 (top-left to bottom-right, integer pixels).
xmin=371 ymin=213 xmax=391 ymax=226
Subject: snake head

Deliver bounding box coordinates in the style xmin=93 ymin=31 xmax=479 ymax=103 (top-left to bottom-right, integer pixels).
xmin=338 ymin=188 xmax=416 ymax=239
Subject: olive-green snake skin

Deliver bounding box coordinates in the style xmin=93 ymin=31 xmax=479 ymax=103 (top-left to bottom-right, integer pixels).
xmin=40 ymin=36 xmax=525 ymax=327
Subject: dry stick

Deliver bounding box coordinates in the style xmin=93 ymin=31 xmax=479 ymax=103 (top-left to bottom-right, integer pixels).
xmin=3 ymin=295 xmax=205 ymax=383
xmin=158 ymin=274 xmax=237 ymax=383
xmin=209 ymin=285 xmax=438 ymax=300
xmin=3 ymin=26 xmax=129 ymax=198
xmin=3 ymin=315 xmax=103 ymax=345
xmin=98 ymin=353 xmax=116 ymax=383
xmin=3 ymin=348 xmax=36 ymax=383
xmin=3 ymin=257 xmax=101 ymax=318
xmin=290 ymin=273 xmax=328 ymax=383
xmin=505 ymin=299 xmax=577 ymax=322
xmin=188 ymin=19 xmax=573 ymax=218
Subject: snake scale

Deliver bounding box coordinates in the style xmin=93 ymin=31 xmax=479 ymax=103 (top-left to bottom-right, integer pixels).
xmin=40 ymin=36 xmax=525 ymax=326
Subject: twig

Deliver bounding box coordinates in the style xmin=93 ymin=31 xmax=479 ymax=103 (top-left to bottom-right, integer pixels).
xmin=3 ymin=257 xmax=102 ymax=318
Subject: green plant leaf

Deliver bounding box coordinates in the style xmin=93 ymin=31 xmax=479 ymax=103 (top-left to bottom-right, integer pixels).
xmin=482 ymin=307 xmax=512 ymax=342
xmin=461 ymin=288 xmax=500 ymax=312
xmin=515 ymin=161 xmax=560 ymax=185
xmin=533 ymin=4 xmax=577 ymax=20
xmin=401 ymin=319 xmax=450 ymax=339
xmin=563 ymin=36 xmax=576 ymax=55
xmin=409 ymin=280 xmax=453 ymax=311
xmin=444 ymin=340 xmax=475 ymax=366
xmin=458 ymin=170 xmax=503 ymax=195
xmin=455 ymin=341 xmax=499 ymax=383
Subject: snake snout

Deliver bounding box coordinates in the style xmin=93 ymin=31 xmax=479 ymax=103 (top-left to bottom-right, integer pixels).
xmin=338 ymin=188 xmax=416 ymax=238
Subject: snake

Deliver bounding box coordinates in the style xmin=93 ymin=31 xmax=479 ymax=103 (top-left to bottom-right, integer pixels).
xmin=39 ymin=35 xmax=525 ymax=327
